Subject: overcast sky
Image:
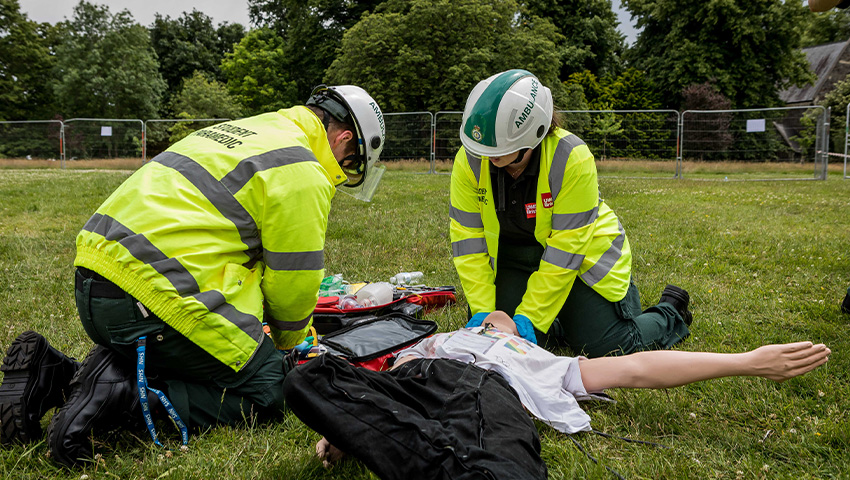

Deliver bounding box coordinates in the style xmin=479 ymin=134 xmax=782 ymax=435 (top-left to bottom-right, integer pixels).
xmin=17 ymin=0 xmax=641 ymax=45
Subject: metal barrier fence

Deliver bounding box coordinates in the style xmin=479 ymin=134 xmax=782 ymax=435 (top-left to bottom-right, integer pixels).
xmin=434 ymin=111 xmax=463 ymax=161
xmin=680 ymin=106 xmax=827 ymax=180
xmin=559 ymin=109 xmax=680 ymax=161
xmin=842 ymin=103 xmax=850 ymax=180
xmin=63 ymin=118 xmax=145 ymax=161
xmin=560 ymin=109 xmax=680 ymax=178
xmin=382 ymin=112 xmax=433 ymax=163
xmin=0 ymin=120 xmax=65 ymax=165
xmin=144 ymin=118 xmax=230 ymax=160
xmin=0 ymin=108 xmax=841 ymax=180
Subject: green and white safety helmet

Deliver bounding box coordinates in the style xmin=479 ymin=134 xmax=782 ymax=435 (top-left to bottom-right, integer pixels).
xmin=460 ymin=69 xmax=553 ymax=158
xmin=307 ymin=85 xmax=386 ymax=200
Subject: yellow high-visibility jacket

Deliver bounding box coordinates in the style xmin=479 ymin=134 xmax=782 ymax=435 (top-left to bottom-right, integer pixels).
xmin=75 ymin=106 xmax=347 ymax=371
xmin=450 ymin=127 xmax=632 ymax=333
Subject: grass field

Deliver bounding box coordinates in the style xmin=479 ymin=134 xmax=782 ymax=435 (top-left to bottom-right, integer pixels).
xmin=3 ymin=156 xmax=847 ymax=180
xmin=0 ymin=167 xmax=848 ymax=479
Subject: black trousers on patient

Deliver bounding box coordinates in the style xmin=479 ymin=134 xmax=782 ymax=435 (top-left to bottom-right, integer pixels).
xmin=283 ymin=355 xmax=547 ymax=480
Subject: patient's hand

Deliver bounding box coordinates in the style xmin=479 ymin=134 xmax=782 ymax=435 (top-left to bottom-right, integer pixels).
xmin=316 ymin=437 xmax=346 ymax=468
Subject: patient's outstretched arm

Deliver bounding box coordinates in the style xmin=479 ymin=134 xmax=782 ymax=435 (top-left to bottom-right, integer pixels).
xmin=579 ymin=342 xmax=831 ymax=393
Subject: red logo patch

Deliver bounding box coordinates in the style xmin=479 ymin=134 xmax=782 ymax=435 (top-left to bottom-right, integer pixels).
xmin=525 ymin=203 xmax=536 ymax=218
xmin=542 ymin=193 xmax=554 ymax=208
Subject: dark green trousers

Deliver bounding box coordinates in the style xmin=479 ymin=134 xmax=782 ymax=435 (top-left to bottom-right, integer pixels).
xmin=492 ymin=243 xmax=690 ymax=357
xmin=75 ymin=268 xmax=288 ymax=430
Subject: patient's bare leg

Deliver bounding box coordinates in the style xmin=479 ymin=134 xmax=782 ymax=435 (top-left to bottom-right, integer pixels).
xmin=316 ymin=437 xmax=346 ymax=468
xmin=579 ymin=341 xmax=831 ymax=393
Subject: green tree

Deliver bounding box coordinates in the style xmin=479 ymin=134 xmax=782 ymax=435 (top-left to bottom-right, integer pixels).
xmin=522 ymin=0 xmax=625 ymax=78
xmin=149 ymin=10 xmax=244 ymax=106
xmin=220 ymin=28 xmax=299 ymax=115
xmin=145 ymin=72 xmax=243 ymax=158
xmin=623 ymin=0 xmax=815 ymax=108
xmin=565 ymin=70 xmax=669 ymax=159
xmin=325 ymin=0 xmax=563 ymax=112
xmin=53 ymin=1 xmax=166 ymax=119
xmin=0 ymin=0 xmax=57 ymax=120
xmin=554 ymin=83 xmax=592 ymax=136
xmin=814 ymin=74 xmax=850 ymax=152
xmin=247 ymin=0 xmax=385 ymax=100
xmin=799 ymin=7 xmax=850 ymax=47
xmin=567 ymin=68 xmax=660 ymax=110
xmin=679 ymin=83 xmax=734 ymax=160
xmin=170 ymin=71 xmax=243 ymax=120
xmin=589 ymin=102 xmax=623 ymax=160
xmin=217 ymin=22 xmax=247 ymax=56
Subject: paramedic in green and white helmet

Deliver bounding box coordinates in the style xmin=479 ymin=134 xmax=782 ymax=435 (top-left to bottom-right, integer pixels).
xmin=307 ymin=85 xmax=386 ymax=201
xmin=451 ymin=68 xmax=694 ymax=358
xmin=460 ymin=69 xmax=553 ymax=159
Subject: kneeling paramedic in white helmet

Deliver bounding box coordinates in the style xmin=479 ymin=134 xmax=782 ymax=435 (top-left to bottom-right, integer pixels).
xmin=450 ymin=69 xmax=692 ymax=357
xmin=0 ymin=85 xmax=385 ymax=466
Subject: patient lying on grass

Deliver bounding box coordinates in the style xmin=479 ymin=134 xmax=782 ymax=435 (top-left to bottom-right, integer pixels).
xmin=312 ymin=310 xmax=830 ymax=469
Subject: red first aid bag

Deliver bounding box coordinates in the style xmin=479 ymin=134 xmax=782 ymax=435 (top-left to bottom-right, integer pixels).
xmin=312 ymin=288 xmax=455 ymax=335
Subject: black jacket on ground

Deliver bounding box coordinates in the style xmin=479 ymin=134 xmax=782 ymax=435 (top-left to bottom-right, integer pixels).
xmin=283 ymin=354 xmax=547 ymax=480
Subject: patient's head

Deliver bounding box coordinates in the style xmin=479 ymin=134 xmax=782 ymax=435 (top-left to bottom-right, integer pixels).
xmin=482 ymin=311 xmax=518 ymax=336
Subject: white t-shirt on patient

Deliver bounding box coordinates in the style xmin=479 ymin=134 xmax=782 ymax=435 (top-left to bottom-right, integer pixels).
xmin=395 ymin=326 xmax=593 ymax=434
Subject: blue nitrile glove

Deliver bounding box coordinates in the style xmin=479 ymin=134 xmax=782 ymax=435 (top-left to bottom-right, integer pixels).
xmin=465 ymin=312 xmax=491 ymax=329
xmin=294 ymin=339 xmax=312 ymax=353
xmin=512 ymin=314 xmax=537 ymax=344
xmin=280 ymin=337 xmax=314 ymax=357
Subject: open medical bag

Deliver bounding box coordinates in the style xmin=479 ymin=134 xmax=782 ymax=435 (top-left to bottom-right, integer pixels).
xmin=291 ymin=285 xmax=454 ymax=371
xmin=311 ymin=287 xmax=455 ymax=335
xmin=313 ymin=313 xmax=438 ymax=371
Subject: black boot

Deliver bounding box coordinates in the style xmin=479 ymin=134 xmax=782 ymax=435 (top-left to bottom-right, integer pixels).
xmin=0 ymin=331 xmax=80 ymax=444
xmin=47 ymin=345 xmax=142 ymax=467
xmin=659 ymin=285 xmax=693 ymax=326
xmin=842 ymin=287 xmax=850 ymax=315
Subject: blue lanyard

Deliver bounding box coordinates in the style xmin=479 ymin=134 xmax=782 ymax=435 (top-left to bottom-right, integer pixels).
xmin=136 ymin=336 xmax=189 ymax=447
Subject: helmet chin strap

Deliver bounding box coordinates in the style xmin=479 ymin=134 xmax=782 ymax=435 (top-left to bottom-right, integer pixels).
xmin=341 ymin=153 xmax=360 ymax=167
xmin=510 ymin=148 xmax=529 ymax=165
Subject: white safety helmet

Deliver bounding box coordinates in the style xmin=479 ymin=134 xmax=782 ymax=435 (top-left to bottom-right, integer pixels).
xmin=307 ymin=85 xmax=386 ymax=200
xmin=460 ymin=69 xmax=553 ymax=158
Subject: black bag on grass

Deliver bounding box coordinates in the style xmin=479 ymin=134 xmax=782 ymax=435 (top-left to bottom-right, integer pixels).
xmin=283 ymin=354 xmax=547 ymax=480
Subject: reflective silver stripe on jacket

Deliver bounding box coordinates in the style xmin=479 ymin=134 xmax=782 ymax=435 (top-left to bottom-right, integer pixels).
xmin=552 ymin=204 xmax=599 ymax=231
xmin=266 ymin=313 xmax=312 ymax=332
xmin=450 ymin=206 xmax=484 ymax=229
xmin=221 ymin=146 xmax=318 ymax=192
xmin=154 ymin=147 xmax=319 ymax=268
xmin=154 ymin=151 xmax=261 ymax=263
xmin=541 ymin=245 xmax=585 ymax=271
xmin=580 ymin=221 xmax=626 ymax=287
xmin=263 ymin=249 xmax=324 ymax=271
xmin=467 ymin=152 xmax=482 ymax=184
xmin=452 ymin=237 xmax=488 ymax=257
xmin=82 ymin=213 xmax=263 ymax=340
xmin=548 ymin=134 xmax=586 ymax=202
